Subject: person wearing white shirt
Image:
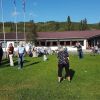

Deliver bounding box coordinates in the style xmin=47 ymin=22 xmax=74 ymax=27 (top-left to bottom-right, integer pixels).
xmin=17 ymin=43 xmax=26 ymax=69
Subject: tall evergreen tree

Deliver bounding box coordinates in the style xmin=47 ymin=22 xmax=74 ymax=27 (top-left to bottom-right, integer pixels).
xmin=83 ymin=18 xmax=88 ymax=30
xmin=79 ymin=18 xmax=88 ymax=30
xmin=79 ymin=20 xmax=83 ymax=31
xmin=67 ymin=16 xmax=72 ymax=31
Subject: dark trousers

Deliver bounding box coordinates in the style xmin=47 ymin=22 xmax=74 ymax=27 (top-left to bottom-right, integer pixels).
xmin=18 ymin=53 xmax=24 ymax=68
xmin=0 ymin=55 xmax=2 ymax=64
xmin=58 ymin=63 xmax=70 ymax=77
xmin=78 ymin=51 xmax=83 ymax=59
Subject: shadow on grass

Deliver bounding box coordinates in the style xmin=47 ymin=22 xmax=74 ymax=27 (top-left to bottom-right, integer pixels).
xmin=69 ymin=69 xmax=75 ymax=81
xmin=0 ymin=59 xmax=10 ymax=68
xmin=25 ymin=61 xmax=41 ymax=67
xmin=0 ymin=57 xmax=40 ymax=68
xmin=14 ymin=59 xmax=30 ymax=66
xmin=2 ymin=59 xmax=9 ymax=63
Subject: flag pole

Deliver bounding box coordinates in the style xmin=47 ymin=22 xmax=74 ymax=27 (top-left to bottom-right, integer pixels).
xmin=22 ymin=0 xmax=26 ymax=42
xmin=24 ymin=11 xmax=26 ymax=42
xmin=14 ymin=0 xmax=18 ymax=44
xmin=0 ymin=0 xmax=6 ymax=51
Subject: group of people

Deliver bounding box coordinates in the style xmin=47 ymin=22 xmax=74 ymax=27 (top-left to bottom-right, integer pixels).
xmin=91 ymin=44 xmax=100 ymax=56
xmin=0 ymin=42 xmax=26 ymax=69
xmin=0 ymin=42 xmax=52 ymax=68
xmin=0 ymin=41 xmax=100 ymax=83
xmin=0 ymin=41 xmax=84 ymax=83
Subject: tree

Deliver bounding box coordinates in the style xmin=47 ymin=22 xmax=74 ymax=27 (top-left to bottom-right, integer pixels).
xmin=82 ymin=18 xmax=88 ymax=30
xmin=79 ymin=20 xmax=83 ymax=31
xmin=79 ymin=18 xmax=88 ymax=30
xmin=45 ymin=21 xmax=60 ymax=31
xmin=26 ymin=21 xmax=37 ymax=44
xmin=98 ymin=22 xmax=100 ymax=29
xmin=0 ymin=22 xmax=3 ymax=32
xmin=10 ymin=22 xmax=15 ymax=32
xmin=67 ymin=16 xmax=72 ymax=31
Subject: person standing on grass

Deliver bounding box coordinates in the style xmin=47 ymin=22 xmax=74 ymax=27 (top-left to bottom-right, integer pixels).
xmin=43 ymin=49 xmax=48 ymax=61
xmin=91 ymin=46 xmax=96 ymax=56
xmin=7 ymin=43 xmax=14 ymax=66
xmin=97 ymin=43 xmax=100 ymax=54
xmin=57 ymin=46 xmax=70 ymax=83
xmin=0 ymin=42 xmax=3 ymax=65
xmin=76 ymin=42 xmax=83 ymax=59
xmin=17 ymin=43 xmax=26 ymax=69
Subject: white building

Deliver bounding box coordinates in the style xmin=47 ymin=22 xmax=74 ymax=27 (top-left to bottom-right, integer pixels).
xmin=36 ymin=30 xmax=100 ymax=51
xmin=0 ymin=30 xmax=100 ymax=51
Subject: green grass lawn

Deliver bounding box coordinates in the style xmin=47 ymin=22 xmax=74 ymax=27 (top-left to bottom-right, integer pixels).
xmin=0 ymin=54 xmax=100 ymax=100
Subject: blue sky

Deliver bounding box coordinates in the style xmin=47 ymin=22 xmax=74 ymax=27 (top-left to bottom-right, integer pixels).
xmin=0 ymin=0 xmax=100 ymax=23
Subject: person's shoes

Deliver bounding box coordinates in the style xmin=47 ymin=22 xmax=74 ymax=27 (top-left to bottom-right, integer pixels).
xmin=67 ymin=77 xmax=71 ymax=82
xmin=58 ymin=77 xmax=63 ymax=83
xmin=58 ymin=79 xmax=61 ymax=83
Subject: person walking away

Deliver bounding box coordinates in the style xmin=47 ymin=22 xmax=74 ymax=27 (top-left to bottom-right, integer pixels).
xmin=91 ymin=46 xmax=95 ymax=56
xmin=76 ymin=42 xmax=83 ymax=59
xmin=17 ymin=43 xmax=26 ymax=69
xmin=0 ymin=43 xmax=3 ymax=65
xmin=7 ymin=43 xmax=14 ymax=66
xmin=57 ymin=46 xmax=70 ymax=83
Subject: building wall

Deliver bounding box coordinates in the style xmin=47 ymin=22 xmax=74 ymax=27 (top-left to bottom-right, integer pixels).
xmin=36 ymin=39 xmax=86 ymax=51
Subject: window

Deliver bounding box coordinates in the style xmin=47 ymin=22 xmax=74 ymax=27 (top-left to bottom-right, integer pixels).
xmin=47 ymin=42 xmax=50 ymax=46
xmin=66 ymin=41 xmax=70 ymax=46
xmin=52 ymin=41 xmax=57 ymax=46
xmin=72 ymin=41 xmax=77 ymax=46
xmin=79 ymin=41 xmax=84 ymax=46
xmin=36 ymin=41 xmax=39 ymax=46
xmin=41 ymin=42 xmax=45 ymax=46
xmin=60 ymin=41 xmax=64 ymax=46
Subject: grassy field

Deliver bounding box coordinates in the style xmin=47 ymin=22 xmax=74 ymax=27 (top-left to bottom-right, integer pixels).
xmin=0 ymin=54 xmax=100 ymax=100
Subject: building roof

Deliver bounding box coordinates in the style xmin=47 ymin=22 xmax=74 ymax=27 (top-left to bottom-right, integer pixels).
xmin=0 ymin=30 xmax=100 ymax=41
xmin=37 ymin=30 xmax=100 ymax=40
xmin=0 ymin=33 xmax=24 ymax=41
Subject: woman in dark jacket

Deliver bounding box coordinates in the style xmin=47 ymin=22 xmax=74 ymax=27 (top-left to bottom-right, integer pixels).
xmin=57 ymin=46 xmax=70 ymax=82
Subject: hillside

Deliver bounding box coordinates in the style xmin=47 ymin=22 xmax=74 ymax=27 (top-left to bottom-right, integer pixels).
xmin=0 ymin=21 xmax=100 ymax=33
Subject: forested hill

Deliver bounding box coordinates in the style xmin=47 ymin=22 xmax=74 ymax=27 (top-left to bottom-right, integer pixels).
xmin=0 ymin=21 xmax=100 ymax=33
